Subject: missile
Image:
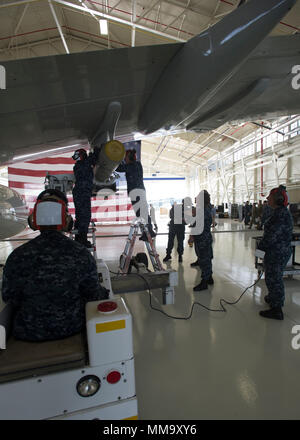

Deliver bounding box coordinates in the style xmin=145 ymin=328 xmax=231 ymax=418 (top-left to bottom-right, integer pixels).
xmin=94 ymin=140 xmax=125 ymax=185
xmin=138 ymin=0 xmax=297 ymax=134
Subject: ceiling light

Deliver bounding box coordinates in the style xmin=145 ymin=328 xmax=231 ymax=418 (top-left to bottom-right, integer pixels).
xmin=99 ymin=19 xmax=108 ymax=35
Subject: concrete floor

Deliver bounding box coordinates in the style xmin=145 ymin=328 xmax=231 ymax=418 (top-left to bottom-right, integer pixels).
xmin=1 ymin=219 xmax=300 ymax=419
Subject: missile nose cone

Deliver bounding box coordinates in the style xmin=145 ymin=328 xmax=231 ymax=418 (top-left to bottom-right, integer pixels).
xmin=104 ymin=140 xmax=125 ymax=162
xmin=138 ymin=0 xmax=297 ymax=135
xmin=94 ymin=140 xmax=125 ymax=184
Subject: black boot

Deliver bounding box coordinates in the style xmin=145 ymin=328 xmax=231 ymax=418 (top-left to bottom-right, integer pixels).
xmin=163 ymin=254 xmax=172 ymax=263
xmin=139 ymin=232 xmax=148 ymax=241
xmin=264 ymin=295 xmax=271 ymax=304
xmin=178 ymin=255 xmax=183 ymax=263
xmin=193 ymin=279 xmax=208 ymax=291
xmin=190 ymin=260 xmax=199 ymax=267
xmin=207 ymin=276 xmax=214 ymax=285
xmin=149 ymin=228 xmax=156 ymax=238
xmin=259 ymin=307 xmax=283 ymax=320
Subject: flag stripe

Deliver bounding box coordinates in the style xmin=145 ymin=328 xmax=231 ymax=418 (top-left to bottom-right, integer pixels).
xmin=8 ymin=154 xmax=135 ymax=225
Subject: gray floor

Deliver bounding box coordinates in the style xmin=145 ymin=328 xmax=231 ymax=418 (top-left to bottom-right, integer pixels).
xmin=1 ymin=219 xmax=300 ymax=419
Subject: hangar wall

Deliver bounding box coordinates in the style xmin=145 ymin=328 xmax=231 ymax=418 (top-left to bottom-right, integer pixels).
xmin=189 ymin=119 xmax=300 ymax=205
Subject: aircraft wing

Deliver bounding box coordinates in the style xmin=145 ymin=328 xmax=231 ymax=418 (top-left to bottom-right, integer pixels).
xmin=0 ymin=43 xmax=181 ymax=163
xmin=188 ymin=34 xmax=300 ymax=132
xmin=0 ymin=0 xmax=298 ymax=165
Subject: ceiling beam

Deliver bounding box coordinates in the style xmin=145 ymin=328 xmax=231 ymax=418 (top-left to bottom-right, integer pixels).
xmin=7 ymin=3 xmax=29 ymax=50
xmin=53 ymin=0 xmax=186 ymax=42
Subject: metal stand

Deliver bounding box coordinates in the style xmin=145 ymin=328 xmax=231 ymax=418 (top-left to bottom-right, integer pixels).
xmin=44 ymin=172 xmax=74 ymax=194
xmin=119 ymin=221 xmax=163 ymax=274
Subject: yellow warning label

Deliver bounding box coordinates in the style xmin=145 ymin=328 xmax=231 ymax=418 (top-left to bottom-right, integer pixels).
xmin=123 ymin=415 xmax=138 ymax=420
xmin=96 ymin=319 xmax=126 ymax=333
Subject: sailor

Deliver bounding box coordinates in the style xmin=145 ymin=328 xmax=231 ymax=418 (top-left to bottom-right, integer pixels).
xmin=211 ymin=204 xmax=217 ymax=228
xmin=116 ymin=149 xmax=155 ymax=241
xmin=255 ymin=200 xmax=264 ymax=230
xmin=1 ymin=189 xmax=108 ymax=342
xmin=258 ymin=185 xmax=293 ymax=320
xmin=72 ymin=147 xmax=100 ymax=247
xmin=261 ymin=200 xmax=273 ymax=229
xmin=163 ymin=200 xmax=186 ymax=263
xmin=244 ymin=201 xmax=252 ymax=226
xmin=192 ymin=190 xmax=214 ymax=291
xmin=248 ymin=202 xmax=257 ymax=229
xmin=150 ymin=204 xmax=158 ymax=233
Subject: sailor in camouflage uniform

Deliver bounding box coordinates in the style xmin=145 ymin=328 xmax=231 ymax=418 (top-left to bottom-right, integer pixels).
xmin=116 ymin=149 xmax=155 ymax=241
xmin=163 ymin=201 xmax=186 ymax=263
xmin=1 ymin=189 xmax=108 ymax=342
xmin=258 ymin=185 xmax=293 ymax=320
xmin=192 ymin=190 xmax=214 ymax=291
xmin=72 ymin=148 xmax=100 ymax=247
xmin=261 ymin=200 xmax=273 ymax=229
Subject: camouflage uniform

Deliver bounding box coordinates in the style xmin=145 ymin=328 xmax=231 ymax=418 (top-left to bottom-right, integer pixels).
xmin=166 ymin=205 xmax=186 ymax=257
xmin=72 ymin=150 xmax=99 ymax=235
xmin=244 ymin=203 xmax=252 ymax=225
xmin=116 ymin=161 xmax=154 ymax=233
xmin=261 ymin=204 xmax=273 ymax=228
xmin=1 ymin=230 xmax=108 ymax=341
xmin=258 ymin=206 xmax=293 ymax=308
xmin=116 ymin=161 xmax=145 ymax=194
xmin=193 ymin=206 xmax=213 ymax=280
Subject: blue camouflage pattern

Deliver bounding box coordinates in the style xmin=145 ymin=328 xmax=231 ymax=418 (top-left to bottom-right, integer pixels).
xmin=116 ymin=161 xmax=145 ymax=194
xmin=72 ymin=150 xmax=99 ymax=234
xmin=261 ymin=204 xmax=273 ymax=227
xmin=166 ymin=205 xmax=185 ymax=256
xmin=258 ymin=206 xmax=293 ymax=307
xmin=72 ymin=187 xmax=92 ymax=234
xmin=193 ymin=206 xmax=213 ymax=280
xmin=116 ymin=160 xmax=154 ymax=234
xmin=2 ymin=230 xmax=108 ymax=341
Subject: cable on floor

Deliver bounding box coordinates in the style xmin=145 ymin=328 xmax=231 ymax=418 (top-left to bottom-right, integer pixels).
xmin=109 ymin=270 xmax=264 ymax=320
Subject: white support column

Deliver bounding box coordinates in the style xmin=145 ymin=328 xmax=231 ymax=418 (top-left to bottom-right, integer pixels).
xmin=219 ymin=153 xmax=229 ymax=204
xmin=105 ymin=0 xmax=111 ymax=49
xmin=206 ymin=166 xmax=212 ymax=196
xmin=241 ymin=156 xmax=250 ymax=200
xmin=131 ymin=0 xmax=137 ymax=47
xmin=272 ymin=145 xmax=280 ymax=186
xmin=48 ymin=0 xmax=69 ymax=54
xmin=155 ymin=3 xmax=161 ymax=30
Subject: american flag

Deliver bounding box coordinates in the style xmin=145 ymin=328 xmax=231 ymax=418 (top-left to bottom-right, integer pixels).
xmin=8 ymin=152 xmax=135 ymax=224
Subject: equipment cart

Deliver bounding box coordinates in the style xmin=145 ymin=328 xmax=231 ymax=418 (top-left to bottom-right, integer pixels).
xmin=253 ymin=232 xmax=300 ymax=278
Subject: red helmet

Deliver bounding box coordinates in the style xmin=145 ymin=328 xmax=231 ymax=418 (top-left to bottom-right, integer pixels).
xmin=72 ymin=149 xmax=87 ymax=161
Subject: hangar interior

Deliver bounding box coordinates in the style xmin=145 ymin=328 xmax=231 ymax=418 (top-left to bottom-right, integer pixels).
xmin=0 ymin=0 xmax=300 ymax=420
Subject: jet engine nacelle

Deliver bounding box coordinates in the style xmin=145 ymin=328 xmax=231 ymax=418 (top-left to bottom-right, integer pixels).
xmin=0 ymin=184 xmax=29 ymax=239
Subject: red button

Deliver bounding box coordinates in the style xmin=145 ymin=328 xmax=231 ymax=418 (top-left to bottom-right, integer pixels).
xmin=106 ymin=371 xmax=121 ymax=384
xmin=97 ymin=301 xmax=118 ymax=313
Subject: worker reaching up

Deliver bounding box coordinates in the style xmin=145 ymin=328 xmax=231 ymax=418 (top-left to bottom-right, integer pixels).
xmin=116 ymin=149 xmax=156 ymax=241
xmin=72 ymin=147 xmax=100 ymax=247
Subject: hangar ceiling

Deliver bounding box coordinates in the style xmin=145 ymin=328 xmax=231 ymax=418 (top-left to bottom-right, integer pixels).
xmin=0 ymin=0 xmax=299 ymax=177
